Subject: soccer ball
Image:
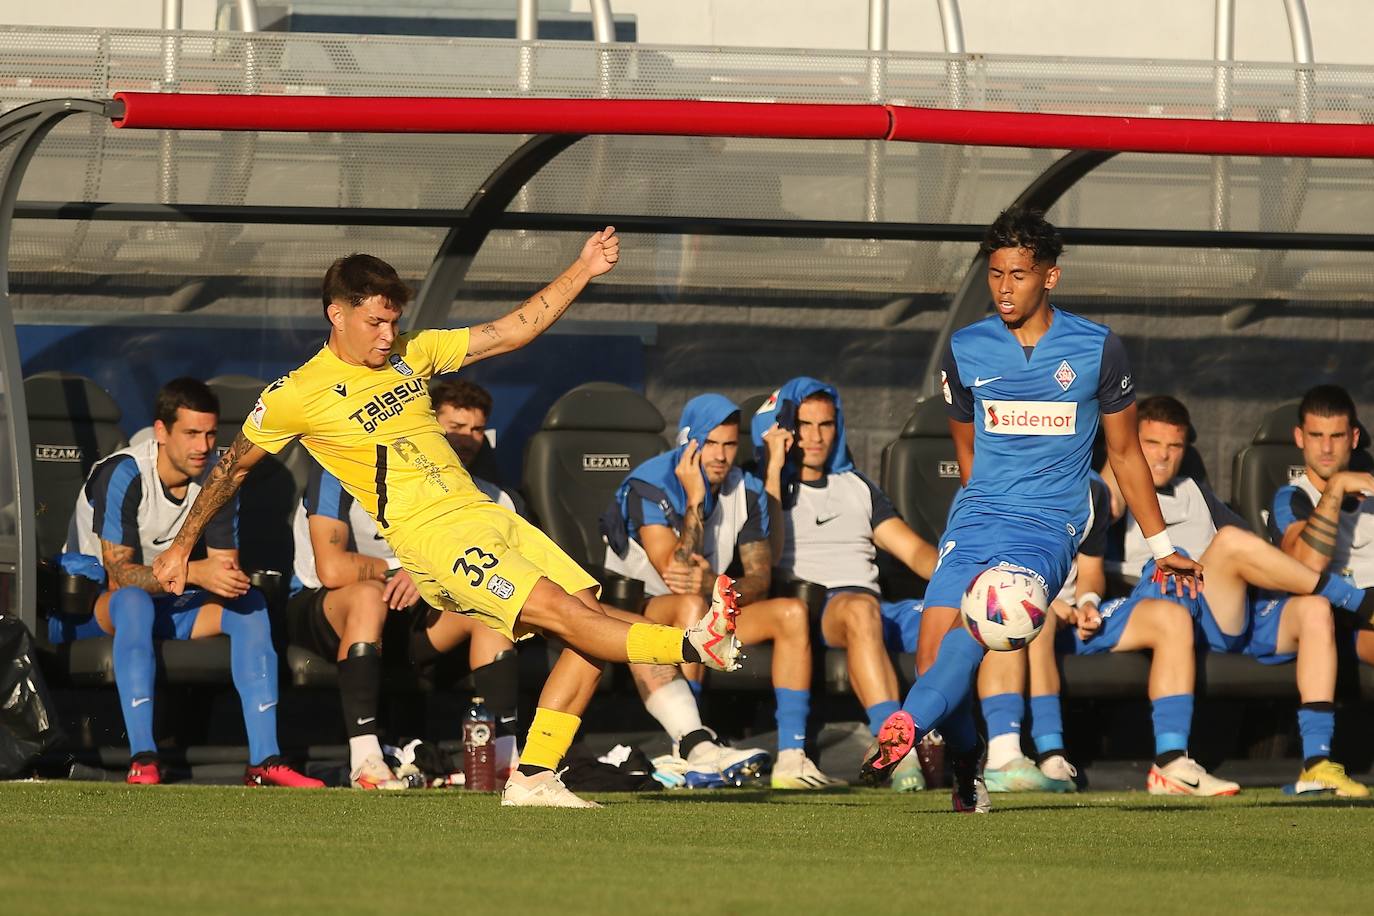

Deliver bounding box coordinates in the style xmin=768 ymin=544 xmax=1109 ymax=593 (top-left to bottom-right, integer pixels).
xmin=960 ymin=565 xmax=1049 ymax=652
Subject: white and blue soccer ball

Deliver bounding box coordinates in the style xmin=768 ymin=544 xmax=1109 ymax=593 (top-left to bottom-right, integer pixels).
xmin=960 ymin=565 xmax=1049 ymax=652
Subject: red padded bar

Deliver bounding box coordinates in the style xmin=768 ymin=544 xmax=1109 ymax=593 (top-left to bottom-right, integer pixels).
xmin=111 ymin=93 xmax=891 ymax=140
xmin=885 ymin=105 xmax=1374 ymax=158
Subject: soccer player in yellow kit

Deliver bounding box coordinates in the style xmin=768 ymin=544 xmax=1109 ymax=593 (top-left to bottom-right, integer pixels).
xmin=152 ymin=228 xmax=743 ymax=807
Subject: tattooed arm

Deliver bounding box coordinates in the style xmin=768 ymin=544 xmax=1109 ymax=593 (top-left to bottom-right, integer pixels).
xmin=151 ymin=432 xmax=268 ymax=595
xmin=461 ymin=227 xmax=620 ymax=366
xmin=102 ymin=540 xmax=167 ymax=595
xmin=309 ymin=515 xmax=391 ymax=588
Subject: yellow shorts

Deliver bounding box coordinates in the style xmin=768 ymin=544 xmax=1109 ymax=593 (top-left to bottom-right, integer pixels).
xmin=387 ymin=500 xmax=599 ymax=641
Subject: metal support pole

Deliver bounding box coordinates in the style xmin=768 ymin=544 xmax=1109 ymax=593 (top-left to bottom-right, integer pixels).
xmin=0 ymin=99 xmax=110 ymax=633
xmin=589 ymin=0 xmax=615 ymax=42
xmin=236 ymin=0 xmax=260 ymax=31
xmin=864 ymin=0 xmax=888 ymax=224
xmin=1210 ymin=0 xmax=1235 ymax=232
xmin=517 ymin=0 xmax=537 ymax=93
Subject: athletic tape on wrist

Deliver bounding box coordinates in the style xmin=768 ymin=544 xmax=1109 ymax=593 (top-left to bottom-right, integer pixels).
xmin=1145 ymin=531 xmax=1175 ymax=562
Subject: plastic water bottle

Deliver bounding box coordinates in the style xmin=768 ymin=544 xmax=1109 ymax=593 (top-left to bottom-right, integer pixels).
xmin=463 ymin=696 xmax=497 ymax=791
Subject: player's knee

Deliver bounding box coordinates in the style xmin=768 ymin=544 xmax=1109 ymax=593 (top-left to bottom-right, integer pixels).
xmin=1209 ymin=524 xmax=1254 ymax=557
xmin=109 ymin=587 xmax=155 ymax=631
xmin=1153 ymin=600 xmax=1194 ymax=647
xmin=776 ymin=597 xmax=810 ymax=644
xmin=1295 ymin=597 xmax=1335 ymax=643
xmin=844 ymin=597 xmax=883 ymax=642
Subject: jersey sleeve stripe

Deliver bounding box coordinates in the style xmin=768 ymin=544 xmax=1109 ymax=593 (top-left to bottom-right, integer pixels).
xmin=318 ymin=472 xmax=344 ymax=521
xmin=97 ymin=458 xmax=141 ymax=546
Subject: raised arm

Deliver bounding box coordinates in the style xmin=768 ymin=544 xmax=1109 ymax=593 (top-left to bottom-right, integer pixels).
xmin=462 ymin=227 xmax=619 ymax=367
xmin=151 ymin=432 xmax=267 ymax=594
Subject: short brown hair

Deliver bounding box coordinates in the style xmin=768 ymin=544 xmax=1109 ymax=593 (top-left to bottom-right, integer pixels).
xmin=430 ymin=378 xmax=493 ymax=416
xmin=321 ymin=254 xmax=412 ymax=318
xmin=154 ymin=377 xmax=219 ymax=428
xmin=1298 ymin=384 xmax=1357 ymax=427
xmin=1136 ymin=395 xmax=1191 ymax=431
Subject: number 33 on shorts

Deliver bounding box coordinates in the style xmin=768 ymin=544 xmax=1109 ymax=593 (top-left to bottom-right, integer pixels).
xmin=454 ymin=547 xmax=516 ymax=600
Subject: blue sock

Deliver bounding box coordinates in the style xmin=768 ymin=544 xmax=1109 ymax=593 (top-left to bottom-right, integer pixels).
xmin=1151 ymin=693 xmax=1194 ymax=756
xmin=686 ymin=678 xmax=703 ymax=698
xmin=774 ymin=688 xmax=810 ymax=752
xmin=1029 ymin=694 xmax=1065 ymax=755
xmin=865 ymin=700 xmax=901 ymax=737
xmin=219 ymin=591 xmax=280 ymax=765
xmin=1316 ymin=572 xmax=1364 ymax=613
xmin=940 ymin=695 xmax=979 ymax=756
xmin=980 ymin=692 xmax=1023 ymax=740
xmin=109 ymin=588 xmax=158 ymax=756
xmin=1298 ymin=702 xmax=1335 ymax=763
xmin=901 ymin=627 xmax=985 ymax=739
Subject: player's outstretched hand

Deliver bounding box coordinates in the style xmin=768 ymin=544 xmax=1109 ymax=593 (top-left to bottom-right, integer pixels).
xmin=382 ymin=569 xmax=421 ymax=610
xmin=580 ymin=226 xmax=619 ymax=278
xmin=152 ymin=545 xmax=190 ymax=596
xmin=1153 ymin=552 xmax=1204 ymax=599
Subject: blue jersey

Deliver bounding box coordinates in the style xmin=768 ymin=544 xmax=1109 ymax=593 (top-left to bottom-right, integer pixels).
xmin=942 ymin=308 xmax=1134 ymax=526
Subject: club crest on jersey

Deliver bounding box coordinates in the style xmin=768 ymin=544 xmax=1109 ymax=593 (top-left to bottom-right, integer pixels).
xmin=1054 ymin=360 xmax=1076 ymax=392
xmin=387 ymin=353 xmax=414 ymax=377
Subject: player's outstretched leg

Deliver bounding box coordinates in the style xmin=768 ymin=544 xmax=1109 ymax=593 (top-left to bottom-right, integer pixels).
xmin=862 ymin=611 xmax=985 ymax=782
xmin=518 ymin=575 xmax=743 ymax=672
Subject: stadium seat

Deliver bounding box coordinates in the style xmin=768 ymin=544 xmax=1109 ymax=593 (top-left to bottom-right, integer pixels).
xmin=522 ymin=381 xmax=668 ymax=574
xmin=882 ymin=396 xmax=961 ymax=545
xmin=24 ymin=372 xmax=125 ymax=561
xmin=732 ymin=391 xmax=770 ymax=470
xmin=1231 ymin=401 xmax=1373 ymax=537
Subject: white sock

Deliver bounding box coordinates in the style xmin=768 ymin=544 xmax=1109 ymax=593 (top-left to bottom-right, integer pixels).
xmin=986 ymin=732 xmax=1024 ymax=770
xmin=643 ymin=676 xmax=705 ymax=745
xmin=349 ymin=734 xmax=384 ymax=772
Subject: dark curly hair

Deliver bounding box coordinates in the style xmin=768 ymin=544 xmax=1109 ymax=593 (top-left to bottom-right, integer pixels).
xmin=980 ymin=207 xmax=1064 ymax=265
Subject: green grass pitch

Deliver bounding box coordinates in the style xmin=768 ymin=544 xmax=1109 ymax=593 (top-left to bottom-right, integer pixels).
xmin=2 ymin=782 xmax=1370 ymax=915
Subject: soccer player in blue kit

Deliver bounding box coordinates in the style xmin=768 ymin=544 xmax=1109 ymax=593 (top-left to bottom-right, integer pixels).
xmin=860 ymin=207 xmax=1203 ymax=812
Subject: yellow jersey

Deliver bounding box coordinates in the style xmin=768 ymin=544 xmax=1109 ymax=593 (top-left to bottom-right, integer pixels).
xmin=241 ymin=328 xmax=487 ymax=532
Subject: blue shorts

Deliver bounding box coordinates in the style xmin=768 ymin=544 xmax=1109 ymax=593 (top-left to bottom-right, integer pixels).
xmin=1058 ymin=596 xmax=1137 ymax=656
xmin=923 ymin=503 xmax=1077 ymax=613
xmin=1130 ymin=560 xmax=1294 ymax=665
xmin=821 ymin=588 xmax=923 ymax=655
xmin=47 ymin=589 xmax=217 ymax=645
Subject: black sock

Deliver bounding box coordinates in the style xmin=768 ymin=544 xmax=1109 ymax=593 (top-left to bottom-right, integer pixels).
xmin=1154 ymin=748 xmax=1187 ymax=768
xmin=517 ymin=763 xmax=552 ymax=777
xmin=677 ymin=728 xmax=714 ymax=760
xmin=337 ymin=643 xmax=382 ymax=738
xmin=1303 ymin=755 xmax=1330 ymax=770
xmin=472 ymin=651 xmax=521 ymax=737
xmin=682 ymin=636 xmax=701 ymax=664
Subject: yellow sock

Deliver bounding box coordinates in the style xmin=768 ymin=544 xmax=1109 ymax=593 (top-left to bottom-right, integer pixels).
xmin=522 ymin=707 xmax=582 ymax=771
xmin=626 ymin=622 xmax=686 ymax=665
